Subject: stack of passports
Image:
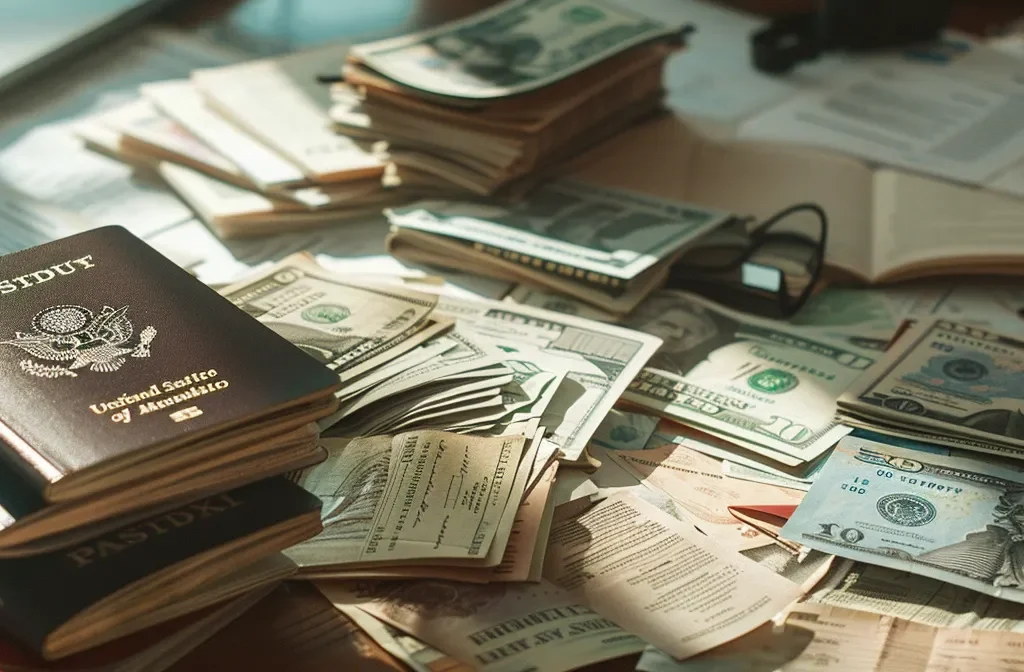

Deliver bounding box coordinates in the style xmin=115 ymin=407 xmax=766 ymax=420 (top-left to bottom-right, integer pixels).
xmin=0 ymin=227 xmax=339 ymax=659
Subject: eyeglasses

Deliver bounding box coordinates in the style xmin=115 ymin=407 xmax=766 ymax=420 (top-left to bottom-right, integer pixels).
xmin=665 ymin=203 xmax=828 ymax=319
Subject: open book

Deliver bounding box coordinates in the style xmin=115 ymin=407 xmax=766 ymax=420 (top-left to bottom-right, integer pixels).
xmin=565 ymin=113 xmax=1024 ymax=284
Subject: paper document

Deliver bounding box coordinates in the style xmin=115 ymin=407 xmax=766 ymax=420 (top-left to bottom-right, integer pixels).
xmin=143 ymin=79 xmax=308 ymax=188
xmin=604 ymin=443 xmax=804 ymax=550
xmin=287 ymin=431 xmax=526 ymax=567
xmin=627 ymin=0 xmax=848 ymax=125
xmin=192 ymin=44 xmax=383 ymax=182
xmin=544 ymin=492 xmax=802 ymax=659
xmin=0 ymin=189 xmax=91 ymax=256
xmin=637 ymin=602 xmax=1024 ymax=671
xmin=0 ymin=124 xmax=193 ymax=241
xmin=369 ymin=430 xmax=524 ymax=563
xmin=740 ymin=49 xmax=1024 ymax=186
xmin=319 ymin=580 xmax=646 ymax=672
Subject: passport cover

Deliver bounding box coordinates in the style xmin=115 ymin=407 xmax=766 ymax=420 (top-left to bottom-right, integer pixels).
xmin=0 ymin=227 xmax=339 ymax=497
xmin=0 ymin=476 xmax=320 ymax=657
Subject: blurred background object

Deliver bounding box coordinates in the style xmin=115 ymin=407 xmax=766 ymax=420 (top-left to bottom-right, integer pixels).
xmin=0 ymin=0 xmax=179 ymax=92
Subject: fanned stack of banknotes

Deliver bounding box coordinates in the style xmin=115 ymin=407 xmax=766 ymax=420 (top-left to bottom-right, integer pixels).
xmin=27 ymin=0 xmax=1024 ymax=669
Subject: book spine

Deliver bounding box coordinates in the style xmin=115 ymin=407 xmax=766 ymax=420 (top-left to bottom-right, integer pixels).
xmin=467 ymin=241 xmax=630 ymax=298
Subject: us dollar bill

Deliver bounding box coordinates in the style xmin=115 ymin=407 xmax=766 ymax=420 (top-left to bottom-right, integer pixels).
xmin=219 ymin=254 xmax=443 ymax=377
xmin=782 ymin=434 xmax=1024 ymax=604
xmin=386 ymin=181 xmax=728 ymax=283
xmin=348 ymin=0 xmax=684 ymax=100
xmin=840 ymin=319 xmax=1024 ymax=452
xmin=621 ymin=291 xmax=877 ymax=464
xmin=435 ymin=294 xmax=661 ymax=461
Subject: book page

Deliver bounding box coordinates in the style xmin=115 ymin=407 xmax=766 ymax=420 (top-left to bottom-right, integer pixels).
xmin=870 ymin=168 xmax=1024 ymax=281
xmin=543 ymin=492 xmax=802 ymax=660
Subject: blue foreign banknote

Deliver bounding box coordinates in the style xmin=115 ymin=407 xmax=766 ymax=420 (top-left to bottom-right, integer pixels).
xmin=783 ymin=433 xmax=1024 ymax=603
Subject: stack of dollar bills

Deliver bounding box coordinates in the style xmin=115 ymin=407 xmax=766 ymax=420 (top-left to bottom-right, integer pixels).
xmin=838 ymin=319 xmax=1024 ymax=461
xmin=331 ymin=0 xmax=690 ymax=195
xmin=219 ymin=251 xmax=659 ymax=461
xmin=220 ymin=253 xmax=655 ymax=448
xmin=383 ymin=180 xmax=734 ymax=315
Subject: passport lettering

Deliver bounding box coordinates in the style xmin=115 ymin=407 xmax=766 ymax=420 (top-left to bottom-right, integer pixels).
xmin=0 ymin=255 xmax=96 ymax=295
xmin=64 ymin=492 xmax=244 ymax=568
xmin=89 ymin=369 xmax=231 ymax=423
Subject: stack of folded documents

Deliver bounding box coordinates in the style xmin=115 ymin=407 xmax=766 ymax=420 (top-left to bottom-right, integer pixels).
xmin=73 ymin=46 xmax=448 ymax=239
xmin=384 ymin=180 xmax=733 ymax=315
xmin=332 ymin=0 xmax=689 ymax=195
xmin=0 ymin=227 xmax=340 ymax=659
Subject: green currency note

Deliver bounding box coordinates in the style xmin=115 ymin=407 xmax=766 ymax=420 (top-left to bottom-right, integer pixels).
xmin=840 ymin=320 xmax=1024 ymax=450
xmin=218 ymin=255 xmax=439 ymax=375
xmin=387 ymin=181 xmax=728 ymax=283
xmin=436 ymin=294 xmax=660 ymax=461
xmin=622 ymin=291 xmax=877 ymax=464
xmin=350 ymin=0 xmax=684 ymax=99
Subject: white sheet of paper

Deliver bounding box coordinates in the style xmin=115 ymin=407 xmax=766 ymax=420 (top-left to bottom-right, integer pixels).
xmin=544 ymin=492 xmax=802 ymax=660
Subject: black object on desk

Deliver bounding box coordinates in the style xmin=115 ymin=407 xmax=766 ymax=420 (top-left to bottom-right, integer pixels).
xmin=751 ymin=0 xmax=954 ymax=75
xmin=666 ymin=203 xmax=827 ymax=319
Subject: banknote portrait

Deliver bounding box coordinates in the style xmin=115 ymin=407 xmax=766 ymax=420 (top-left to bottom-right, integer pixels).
xmin=428 ymin=31 xmax=544 ymax=85
xmin=909 ymin=350 xmax=1024 ymax=441
xmin=914 ymin=487 xmax=1024 ymax=587
xmin=625 ymin=292 xmax=740 ymax=375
